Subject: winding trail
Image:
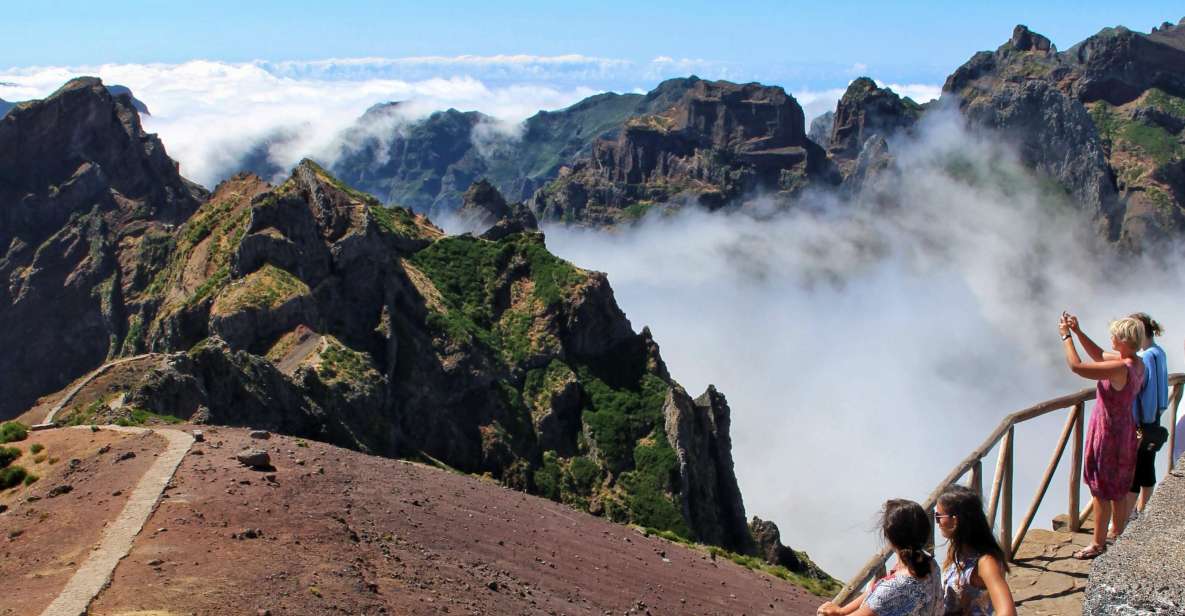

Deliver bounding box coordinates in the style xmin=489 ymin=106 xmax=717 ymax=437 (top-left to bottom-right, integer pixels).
xmin=39 ymin=426 xmax=193 ymax=616
xmin=42 ymin=354 xmax=157 ymax=425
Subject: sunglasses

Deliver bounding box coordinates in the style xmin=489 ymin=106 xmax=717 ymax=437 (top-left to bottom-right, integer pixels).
xmin=933 ymin=512 xmax=956 ymax=521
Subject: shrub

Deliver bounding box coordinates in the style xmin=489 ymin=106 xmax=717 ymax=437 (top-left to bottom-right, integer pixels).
xmin=0 ymin=421 xmax=27 ymax=444
xmin=24 ymin=473 xmax=38 ymax=486
xmin=29 ymin=443 xmax=44 ymax=454
xmin=0 ymin=465 xmax=28 ymax=489
xmin=0 ymin=446 xmax=21 ymax=468
xmin=115 ymin=408 xmax=184 ymax=427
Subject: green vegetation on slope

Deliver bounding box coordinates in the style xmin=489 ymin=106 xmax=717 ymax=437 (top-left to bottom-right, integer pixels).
xmin=317 ymin=336 xmax=381 ymax=385
xmin=408 ymin=233 xmax=584 ymax=360
xmin=213 ymin=264 xmax=309 ymax=314
xmin=576 ymin=364 xmax=669 ymax=473
xmin=1089 ymin=95 xmax=1185 ymax=167
xmin=0 ymin=421 xmax=28 ymax=444
xmin=618 ymin=432 xmax=691 ymax=537
xmin=370 ymin=204 xmax=425 ymax=239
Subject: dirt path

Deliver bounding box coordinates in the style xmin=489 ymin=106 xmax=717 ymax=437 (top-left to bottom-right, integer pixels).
xmin=42 ymin=354 xmax=158 ymax=425
xmin=38 ymin=426 xmax=193 ymax=616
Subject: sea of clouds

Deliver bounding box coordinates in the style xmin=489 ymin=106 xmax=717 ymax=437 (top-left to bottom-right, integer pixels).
xmin=544 ymin=109 xmax=1185 ymax=578
xmin=0 ymin=56 xmax=938 ymax=189
xmin=5 ymin=56 xmax=1172 ymax=583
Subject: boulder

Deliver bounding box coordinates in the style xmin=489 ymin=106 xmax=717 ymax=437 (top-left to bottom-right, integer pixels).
xmin=236 ymin=448 xmax=271 ymax=468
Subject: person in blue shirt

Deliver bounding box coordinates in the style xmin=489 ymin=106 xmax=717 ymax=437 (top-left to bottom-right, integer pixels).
xmin=1127 ymin=313 xmax=1168 ymax=516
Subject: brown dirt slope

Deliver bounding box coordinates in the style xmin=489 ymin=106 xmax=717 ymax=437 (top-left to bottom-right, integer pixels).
xmin=8 ymin=426 xmax=821 ymax=615
xmin=1 ymin=428 xmax=168 ymax=615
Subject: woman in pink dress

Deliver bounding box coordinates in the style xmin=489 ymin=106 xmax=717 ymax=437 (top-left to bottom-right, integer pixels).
xmin=1060 ymin=314 xmax=1145 ymax=559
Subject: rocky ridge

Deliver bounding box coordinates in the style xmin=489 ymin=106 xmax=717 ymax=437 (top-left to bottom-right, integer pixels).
xmin=943 ymin=19 xmax=1185 ymax=247
xmin=0 ymin=77 xmax=205 ymax=420
xmin=324 ymin=80 xmax=697 ymax=217
xmin=529 ymin=77 xmax=837 ymax=225
xmin=0 ymin=77 xmax=831 ymax=580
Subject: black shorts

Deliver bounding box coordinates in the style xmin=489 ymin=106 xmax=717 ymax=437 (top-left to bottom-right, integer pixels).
xmin=1130 ymin=447 xmax=1157 ymax=491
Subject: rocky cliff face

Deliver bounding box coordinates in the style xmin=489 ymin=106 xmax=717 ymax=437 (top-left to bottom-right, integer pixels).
xmin=122 ymin=162 xmax=755 ymax=550
xmin=325 ymin=81 xmax=698 ymax=217
xmin=0 ymin=77 xmax=205 ymax=419
xmin=943 ymin=20 xmax=1185 ymax=247
xmin=1 ymin=80 xmax=815 ymax=564
xmin=530 ymin=77 xmax=836 ymax=225
xmin=827 ymin=78 xmax=922 ymax=177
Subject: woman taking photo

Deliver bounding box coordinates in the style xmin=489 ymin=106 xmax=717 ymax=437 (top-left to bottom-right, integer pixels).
xmin=1060 ymin=313 xmax=1145 ymax=559
xmin=936 ymin=485 xmax=1015 ymax=616
xmin=817 ymin=499 xmax=940 ymax=616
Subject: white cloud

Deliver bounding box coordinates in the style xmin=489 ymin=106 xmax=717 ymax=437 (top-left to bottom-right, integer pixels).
xmin=0 ymin=60 xmax=606 ymax=187
xmin=545 ymin=109 xmax=1185 ymax=579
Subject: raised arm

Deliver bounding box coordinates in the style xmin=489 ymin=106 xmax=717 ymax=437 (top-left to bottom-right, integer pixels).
xmin=1068 ymin=315 xmax=1118 ymax=361
xmin=1062 ymin=320 xmax=1127 ymax=384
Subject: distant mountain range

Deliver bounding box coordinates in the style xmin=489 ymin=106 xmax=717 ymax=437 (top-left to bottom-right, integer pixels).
xmin=231 ymin=17 xmax=1185 ymax=249
xmin=0 ymin=77 xmax=834 ymax=585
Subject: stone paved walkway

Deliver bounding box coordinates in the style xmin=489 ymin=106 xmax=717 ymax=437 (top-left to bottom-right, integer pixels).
xmin=38 ymin=426 xmax=193 ymax=616
xmin=42 ymin=354 xmax=157 ymax=425
xmin=1008 ymin=514 xmax=1096 ymax=615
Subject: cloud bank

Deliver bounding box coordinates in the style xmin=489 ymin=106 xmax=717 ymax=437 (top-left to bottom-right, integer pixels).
xmin=1 ymin=57 xmax=939 ymax=189
xmin=544 ymin=110 xmax=1185 ymax=578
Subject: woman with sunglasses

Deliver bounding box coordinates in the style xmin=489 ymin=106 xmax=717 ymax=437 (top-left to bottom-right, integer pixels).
xmin=935 ymin=486 xmax=1015 ymax=616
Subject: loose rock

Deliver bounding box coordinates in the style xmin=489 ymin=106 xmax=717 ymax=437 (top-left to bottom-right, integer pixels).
xmin=236 ymin=448 xmax=271 ymax=468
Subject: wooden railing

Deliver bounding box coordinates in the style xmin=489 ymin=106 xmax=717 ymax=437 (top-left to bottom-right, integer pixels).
xmin=833 ymin=373 xmax=1185 ymax=605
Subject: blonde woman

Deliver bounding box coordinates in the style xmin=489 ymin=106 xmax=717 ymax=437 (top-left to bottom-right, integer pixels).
xmin=1060 ymin=314 xmax=1145 ymax=559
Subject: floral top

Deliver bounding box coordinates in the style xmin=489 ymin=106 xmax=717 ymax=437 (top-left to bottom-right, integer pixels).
xmin=941 ymin=553 xmax=993 ymax=615
xmin=865 ymin=558 xmax=942 ymax=616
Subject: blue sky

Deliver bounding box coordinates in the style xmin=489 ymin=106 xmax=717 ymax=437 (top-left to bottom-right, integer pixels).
xmin=5 ymin=1 xmax=1183 ymax=87
xmin=3 ymin=1 xmax=1181 ymax=187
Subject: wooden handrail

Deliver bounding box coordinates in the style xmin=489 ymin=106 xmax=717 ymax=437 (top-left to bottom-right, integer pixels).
xmin=833 ymin=373 xmax=1185 ymax=605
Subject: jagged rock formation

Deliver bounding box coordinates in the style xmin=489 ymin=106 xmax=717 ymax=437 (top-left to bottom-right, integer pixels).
xmin=128 ymin=158 xmax=752 ymax=549
xmin=455 ymin=178 xmax=512 ymax=228
xmin=943 ymin=20 xmax=1185 ymax=247
xmin=531 ymin=77 xmax=837 ymax=225
xmin=827 ymin=78 xmax=922 ymax=176
xmin=0 ymin=79 xmax=832 ymax=565
xmin=325 ymin=82 xmax=696 ymax=217
xmin=0 ymin=77 xmax=205 ymax=419
xmin=808 ymin=111 xmax=834 ymax=145
xmin=664 ymin=385 xmax=750 ymax=552
xmin=455 ymin=179 xmax=542 ymax=240
xmin=104 ymin=85 xmax=151 ymax=116
xmin=750 ymin=517 xmax=834 ymax=582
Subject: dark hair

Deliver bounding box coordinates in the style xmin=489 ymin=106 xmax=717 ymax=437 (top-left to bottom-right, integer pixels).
xmin=938 ymin=485 xmax=1009 ymax=573
xmin=881 ymin=499 xmax=932 ymax=578
xmin=1129 ymin=312 xmax=1163 ymax=339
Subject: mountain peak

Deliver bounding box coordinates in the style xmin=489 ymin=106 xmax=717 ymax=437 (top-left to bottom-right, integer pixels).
xmin=1010 ymin=24 xmax=1054 ymax=52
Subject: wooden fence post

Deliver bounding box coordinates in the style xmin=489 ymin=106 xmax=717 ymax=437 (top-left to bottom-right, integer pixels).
xmin=1168 ymin=383 xmax=1183 ymax=472
xmin=970 ymin=459 xmax=983 ymax=499
xmin=1012 ymin=407 xmax=1077 ymax=555
xmin=1000 ymin=425 xmax=1014 ymax=561
xmin=988 ymin=426 xmax=1012 ymax=529
xmin=1069 ymin=402 xmax=1084 ymax=533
